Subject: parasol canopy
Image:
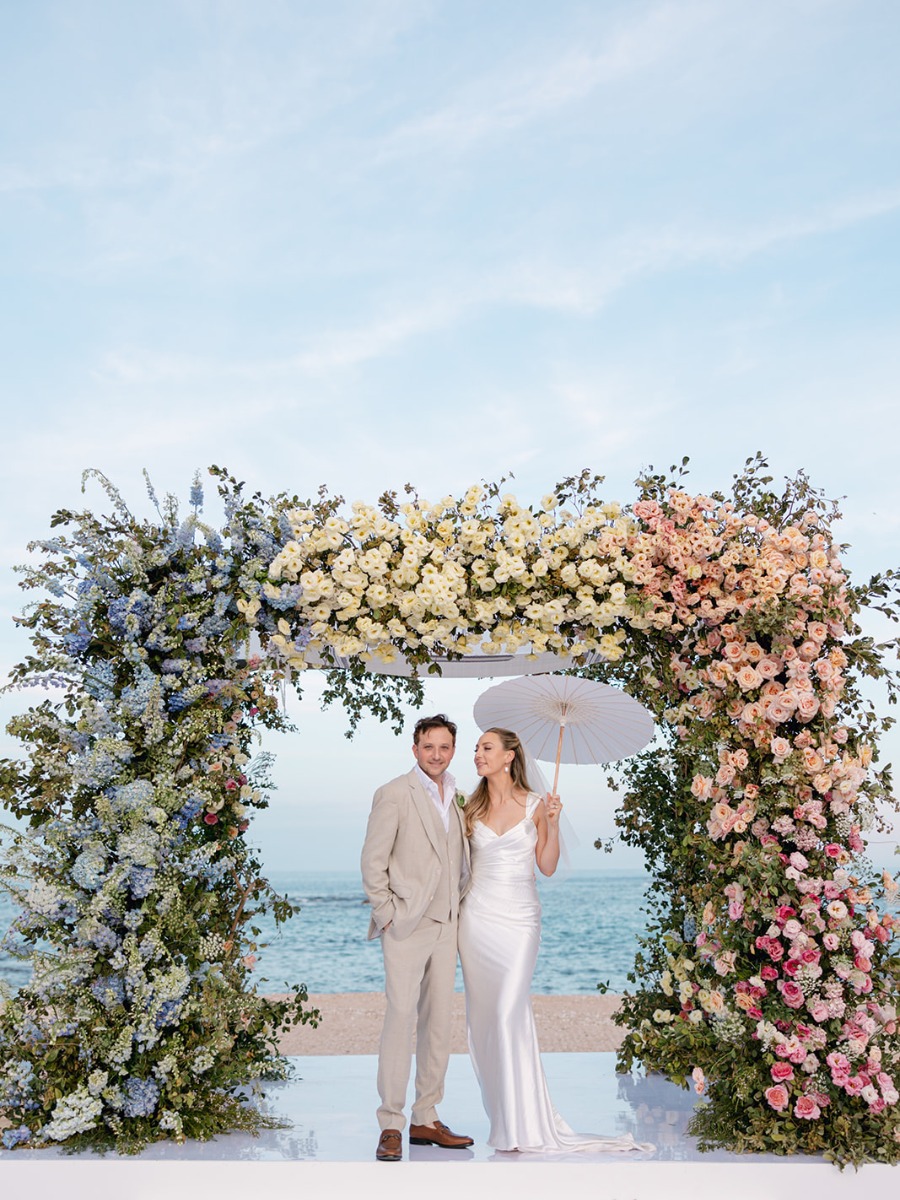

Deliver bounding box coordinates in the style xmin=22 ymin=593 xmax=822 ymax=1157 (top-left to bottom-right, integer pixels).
xmin=473 ymin=674 xmax=655 ymax=791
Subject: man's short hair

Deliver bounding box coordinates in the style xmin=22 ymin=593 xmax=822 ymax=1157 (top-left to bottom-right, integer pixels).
xmin=412 ymin=713 xmax=457 ymax=744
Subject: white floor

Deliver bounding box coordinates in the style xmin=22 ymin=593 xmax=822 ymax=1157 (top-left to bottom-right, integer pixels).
xmin=2 ymin=1053 xmax=895 ymax=1199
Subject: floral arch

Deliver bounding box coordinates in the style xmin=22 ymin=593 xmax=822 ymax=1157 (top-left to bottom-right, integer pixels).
xmin=0 ymin=458 xmax=897 ymax=1164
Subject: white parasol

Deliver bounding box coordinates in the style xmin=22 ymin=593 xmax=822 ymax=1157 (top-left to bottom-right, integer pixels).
xmin=473 ymin=674 xmax=654 ymax=792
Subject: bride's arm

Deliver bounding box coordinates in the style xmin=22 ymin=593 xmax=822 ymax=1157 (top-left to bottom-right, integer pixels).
xmin=534 ymin=794 xmax=562 ymax=877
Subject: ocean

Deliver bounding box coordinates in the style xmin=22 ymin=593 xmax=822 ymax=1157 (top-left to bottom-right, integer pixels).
xmin=0 ymin=868 xmax=651 ymax=995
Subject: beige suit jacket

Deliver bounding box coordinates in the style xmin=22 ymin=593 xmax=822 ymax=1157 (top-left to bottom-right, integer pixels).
xmin=360 ymin=768 xmax=470 ymax=941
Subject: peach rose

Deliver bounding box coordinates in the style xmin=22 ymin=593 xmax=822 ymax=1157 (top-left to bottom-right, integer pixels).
xmin=736 ymin=665 xmax=763 ymax=691
xmin=770 ymin=737 xmax=791 ymax=760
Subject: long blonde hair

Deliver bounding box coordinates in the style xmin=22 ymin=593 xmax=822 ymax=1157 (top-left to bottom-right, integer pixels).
xmin=464 ymin=727 xmax=533 ymax=837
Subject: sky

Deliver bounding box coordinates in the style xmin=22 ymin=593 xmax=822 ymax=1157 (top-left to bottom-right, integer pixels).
xmin=1 ymin=0 xmax=898 ymax=874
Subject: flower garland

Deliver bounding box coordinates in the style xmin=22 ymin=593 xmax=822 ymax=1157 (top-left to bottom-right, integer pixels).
xmin=1 ymin=460 xmax=898 ymax=1164
xmin=243 ymin=462 xmax=899 ymax=1165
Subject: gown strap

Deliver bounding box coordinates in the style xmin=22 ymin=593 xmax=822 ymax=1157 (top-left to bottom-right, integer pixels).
xmin=524 ymin=791 xmax=542 ymax=821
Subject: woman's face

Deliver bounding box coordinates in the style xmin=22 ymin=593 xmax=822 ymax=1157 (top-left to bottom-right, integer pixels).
xmin=474 ymin=732 xmax=514 ymax=779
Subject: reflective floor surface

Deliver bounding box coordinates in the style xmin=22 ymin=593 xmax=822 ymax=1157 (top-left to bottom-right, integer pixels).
xmin=3 ymin=1053 xmax=895 ymax=1200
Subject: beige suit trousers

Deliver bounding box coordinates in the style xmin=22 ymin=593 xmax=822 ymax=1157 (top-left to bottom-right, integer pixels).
xmin=377 ymin=916 xmax=458 ymax=1130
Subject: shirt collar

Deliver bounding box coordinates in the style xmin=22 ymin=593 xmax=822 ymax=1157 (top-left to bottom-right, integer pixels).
xmin=414 ymin=763 xmax=456 ymax=806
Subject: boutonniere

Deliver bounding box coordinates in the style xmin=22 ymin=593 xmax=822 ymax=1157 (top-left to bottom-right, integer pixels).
xmin=455 ymin=791 xmax=467 ymax=808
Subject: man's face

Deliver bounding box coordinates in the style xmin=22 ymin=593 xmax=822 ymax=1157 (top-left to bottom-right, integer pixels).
xmin=412 ymin=727 xmax=456 ymax=782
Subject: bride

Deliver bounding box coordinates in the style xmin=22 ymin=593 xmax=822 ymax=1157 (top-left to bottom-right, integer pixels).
xmin=458 ymin=727 xmax=653 ymax=1155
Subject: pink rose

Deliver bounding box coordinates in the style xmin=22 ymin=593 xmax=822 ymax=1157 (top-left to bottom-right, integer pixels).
xmin=822 ymin=932 xmax=839 ymax=951
xmin=771 ymin=1062 xmax=794 ymax=1082
xmin=794 ymin=1095 xmax=821 ymax=1120
xmin=765 ymin=1085 xmax=790 ymax=1112
xmin=781 ymin=981 xmax=805 ymax=1009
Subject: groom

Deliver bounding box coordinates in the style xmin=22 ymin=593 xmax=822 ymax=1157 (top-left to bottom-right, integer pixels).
xmin=360 ymin=713 xmax=473 ymax=1162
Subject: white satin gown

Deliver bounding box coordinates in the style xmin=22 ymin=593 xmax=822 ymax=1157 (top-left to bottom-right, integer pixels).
xmin=458 ymin=794 xmax=654 ymax=1154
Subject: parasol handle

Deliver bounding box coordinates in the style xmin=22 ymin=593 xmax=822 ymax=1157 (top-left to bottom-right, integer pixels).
xmin=551 ymin=719 xmax=565 ymax=795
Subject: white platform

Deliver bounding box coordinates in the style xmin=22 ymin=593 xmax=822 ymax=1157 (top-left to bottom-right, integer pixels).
xmin=2 ymin=1053 xmax=895 ymax=1199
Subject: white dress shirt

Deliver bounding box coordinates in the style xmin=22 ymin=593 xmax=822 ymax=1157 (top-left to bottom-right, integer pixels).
xmin=414 ymin=763 xmax=457 ymax=833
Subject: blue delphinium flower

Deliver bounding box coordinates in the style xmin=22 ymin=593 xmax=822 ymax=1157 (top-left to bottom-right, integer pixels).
xmin=1 ymin=1060 xmax=36 ymax=1108
xmin=155 ymin=1000 xmax=182 ymax=1029
xmin=90 ymin=975 xmax=126 ymax=1009
xmin=108 ymin=590 xmax=152 ymax=638
xmin=65 ymin=622 xmax=93 ymax=655
xmin=263 ymin=582 xmax=303 ymax=611
xmin=84 ymin=660 xmax=116 ymax=701
xmin=175 ymin=794 xmax=204 ymax=830
xmin=175 ymin=519 xmax=196 ymax=551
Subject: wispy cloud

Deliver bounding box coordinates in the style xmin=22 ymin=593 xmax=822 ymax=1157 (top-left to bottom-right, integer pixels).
xmin=73 ymin=177 xmax=900 ymax=402
xmin=375 ymin=1 xmax=710 ymax=160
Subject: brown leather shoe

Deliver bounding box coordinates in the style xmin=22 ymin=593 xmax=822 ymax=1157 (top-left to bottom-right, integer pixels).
xmin=376 ymin=1128 xmax=403 ymax=1161
xmin=408 ymin=1119 xmax=474 ymax=1148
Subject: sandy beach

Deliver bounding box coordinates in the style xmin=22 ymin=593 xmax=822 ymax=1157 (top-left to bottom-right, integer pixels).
xmin=273 ymin=992 xmax=626 ymax=1055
